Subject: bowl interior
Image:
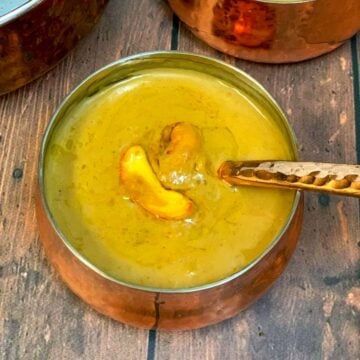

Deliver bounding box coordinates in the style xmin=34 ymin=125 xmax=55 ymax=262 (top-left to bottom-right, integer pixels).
xmin=39 ymin=52 xmax=301 ymax=293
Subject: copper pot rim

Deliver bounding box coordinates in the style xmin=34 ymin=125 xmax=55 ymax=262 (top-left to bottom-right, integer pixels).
xmin=255 ymin=0 xmax=314 ymax=4
xmin=0 ymin=0 xmax=45 ymax=26
xmin=37 ymin=51 xmax=302 ymax=294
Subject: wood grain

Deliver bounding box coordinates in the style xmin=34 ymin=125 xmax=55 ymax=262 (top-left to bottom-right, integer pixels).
xmin=155 ymin=23 xmax=360 ymax=360
xmin=0 ymin=1 xmax=172 ymax=359
xmin=0 ymin=1 xmax=359 ymax=359
xmin=355 ymin=33 xmax=360 ymax=164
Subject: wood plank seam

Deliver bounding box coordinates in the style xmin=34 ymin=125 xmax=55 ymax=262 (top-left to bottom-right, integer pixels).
xmin=171 ymin=14 xmax=180 ymax=51
xmin=147 ymin=330 xmax=157 ymax=360
xmin=350 ymin=36 xmax=360 ymax=163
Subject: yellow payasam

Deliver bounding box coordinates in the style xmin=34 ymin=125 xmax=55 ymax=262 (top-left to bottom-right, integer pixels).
xmin=45 ymin=68 xmax=295 ymax=289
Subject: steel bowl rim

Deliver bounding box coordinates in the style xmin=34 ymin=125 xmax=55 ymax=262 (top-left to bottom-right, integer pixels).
xmin=38 ymin=50 xmax=301 ymax=294
xmin=0 ymin=0 xmax=45 ymax=26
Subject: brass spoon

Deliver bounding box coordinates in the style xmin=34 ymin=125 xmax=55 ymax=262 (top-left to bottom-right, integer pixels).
xmin=218 ymin=160 xmax=360 ymax=197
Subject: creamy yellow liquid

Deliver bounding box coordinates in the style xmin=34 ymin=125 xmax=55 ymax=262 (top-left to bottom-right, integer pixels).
xmin=45 ymin=68 xmax=296 ymax=289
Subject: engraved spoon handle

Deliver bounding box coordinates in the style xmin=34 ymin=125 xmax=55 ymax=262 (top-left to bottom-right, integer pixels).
xmin=218 ymin=161 xmax=360 ymax=197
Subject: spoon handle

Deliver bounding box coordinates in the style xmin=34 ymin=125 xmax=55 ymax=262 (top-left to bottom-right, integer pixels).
xmin=218 ymin=160 xmax=360 ymax=197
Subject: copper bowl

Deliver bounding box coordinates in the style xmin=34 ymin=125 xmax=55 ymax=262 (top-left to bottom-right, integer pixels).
xmin=35 ymin=52 xmax=304 ymax=330
xmin=0 ymin=0 xmax=109 ymax=95
xmin=168 ymin=0 xmax=360 ymax=63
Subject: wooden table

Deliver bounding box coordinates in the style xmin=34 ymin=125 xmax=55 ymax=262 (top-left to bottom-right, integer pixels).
xmin=1 ymin=1 xmax=359 ymax=359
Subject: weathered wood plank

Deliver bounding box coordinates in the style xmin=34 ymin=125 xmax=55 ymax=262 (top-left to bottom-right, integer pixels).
xmin=355 ymin=34 xmax=360 ymax=162
xmin=0 ymin=1 xmax=173 ymax=359
xmin=155 ymin=25 xmax=360 ymax=360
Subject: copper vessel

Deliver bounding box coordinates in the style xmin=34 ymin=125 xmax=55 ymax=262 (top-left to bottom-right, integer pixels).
xmin=0 ymin=0 xmax=109 ymax=95
xmin=168 ymin=0 xmax=360 ymax=63
xmin=36 ymin=52 xmax=304 ymax=330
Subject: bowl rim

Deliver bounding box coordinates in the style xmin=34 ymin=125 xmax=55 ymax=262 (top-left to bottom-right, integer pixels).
xmin=256 ymin=0 xmax=314 ymax=3
xmin=38 ymin=51 xmax=301 ymax=294
xmin=0 ymin=0 xmax=44 ymax=26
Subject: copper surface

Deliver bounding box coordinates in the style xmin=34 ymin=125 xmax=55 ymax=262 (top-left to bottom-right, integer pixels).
xmin=168 ymin=0 xmax=360 ymax=63
xmin=0 ymin=0 xmax=109 ymax=95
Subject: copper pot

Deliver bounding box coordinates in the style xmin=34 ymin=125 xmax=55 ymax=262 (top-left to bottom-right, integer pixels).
xmin=168 ymin=0 xmax=360 ymax=63
xmin=36 ymin=52 xmax=304 ymax=330
xmin=0 ymin=0 xmax=109 ymax=95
